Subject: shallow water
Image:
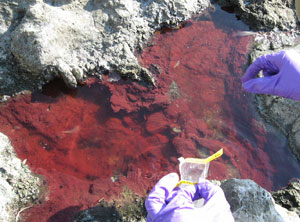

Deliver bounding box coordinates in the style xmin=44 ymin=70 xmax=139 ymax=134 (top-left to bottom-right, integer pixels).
xmin=0 ymin=6 xmax=299 ymax=222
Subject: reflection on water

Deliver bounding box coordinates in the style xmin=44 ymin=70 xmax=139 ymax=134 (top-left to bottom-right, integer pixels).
xmin=0 ymin=6 xmax=299 ymax=222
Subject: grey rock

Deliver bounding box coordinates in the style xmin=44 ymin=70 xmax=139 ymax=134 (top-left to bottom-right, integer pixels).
xmin=0 ymin=0 xmax=45 ymax=95
xmin=0 ymin=0 xmax=298 ymax=94
xmin=0 ymin=177 xmax=17 ymax=222
xmin=11 ymin=2 xmax=100 ymax=88
xmin=214 ymin=0 xmax=298 ymax=31
xmin=256 ymin=96 xmax=300 ymax=135
xmin=251 ymin=31 xmax=299 ymax=57
xmin=0 ymin=132 xmax=40 ymax=222
xmin=256 ymin=94 xmax=300 ymax=162
xmin=221 ymin=179 xmax=300 ymax=222
xmin=7 ymin=0 xmax=210 ymax=91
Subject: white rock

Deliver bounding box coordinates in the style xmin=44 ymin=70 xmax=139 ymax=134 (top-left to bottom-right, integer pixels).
xmin=0 ymin=132 xmax=40 ymax=222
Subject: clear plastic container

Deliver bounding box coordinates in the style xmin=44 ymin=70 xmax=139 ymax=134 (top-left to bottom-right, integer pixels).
xmin=177 ymin=149 xmax=223 ymax=208
xmin=178 ymin=157 xmax=210 ymax=183
xmin=177 ymin=149 xmax=223 ymax=186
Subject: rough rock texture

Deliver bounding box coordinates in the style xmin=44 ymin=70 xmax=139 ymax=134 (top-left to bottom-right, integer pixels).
xmin=214 ymin=0 xmax=298 ymax=31
xmin=73 ymin=194 xmax=146 ymax=222
xmin=272 ymin=179 xmax=300 ymax=217
xmin=11 ymin=2 xmax=100 ymax=88
xmin=0 ymin=132 xmax=40 ymax=222
xmin=0 ymin=0 xmax=210 ymax=94
xmin=2 ymin=0 xmax=298 ymax=97
xmin=221 ymin=179 xmax=300 ymax=222
xmin=0 ymin=0 xmax=44 ymax=95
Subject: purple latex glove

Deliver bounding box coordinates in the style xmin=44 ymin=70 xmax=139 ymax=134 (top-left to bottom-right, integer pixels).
xmin=145 ymin=173 xmax=234 ymax=222
xmin=241 ymin=50 xmax=300 ymax=100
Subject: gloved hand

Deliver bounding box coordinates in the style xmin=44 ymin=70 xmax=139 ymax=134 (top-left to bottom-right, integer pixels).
xmin=145 ymin=173 xmax=234 ymax=222
xmin=241 ymin=50 xmax=300 ymax=100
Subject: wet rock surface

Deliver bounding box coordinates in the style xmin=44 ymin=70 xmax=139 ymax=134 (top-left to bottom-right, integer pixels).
xmin=231 ymin=0 xmax=300 ymax=162
xmin=232 ymin=12 xmax=300 ymax=222
xmin=251 ymin=43 xmax=300 ymax=162
xmin=256 ymin=93 xmax=300 ymax=162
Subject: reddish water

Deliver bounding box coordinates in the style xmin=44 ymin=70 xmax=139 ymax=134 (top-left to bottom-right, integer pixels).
xmin=0 ymin=6 xmax=299 ymax=222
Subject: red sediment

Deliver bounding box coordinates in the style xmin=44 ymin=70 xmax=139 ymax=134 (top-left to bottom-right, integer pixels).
xmin=145 ymin=112 xmax=169 ymax=134
xmin=0 ymin=7 xmax=299 ymax=222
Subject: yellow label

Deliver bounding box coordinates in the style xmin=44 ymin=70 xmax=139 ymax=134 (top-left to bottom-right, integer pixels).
xmin=184 ymin=148 xmax=223 ymax=164
xmin=204 ymin=148 xmax=223 ymax=163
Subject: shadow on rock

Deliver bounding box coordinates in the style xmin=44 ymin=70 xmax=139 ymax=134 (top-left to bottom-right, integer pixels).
xmin=48 ymin=205 xmax=82 ymax=222
xmin=44 ymin=0 xmax=73 ymax=7
xmin=72 ymin=203 xmax=122 ymax=222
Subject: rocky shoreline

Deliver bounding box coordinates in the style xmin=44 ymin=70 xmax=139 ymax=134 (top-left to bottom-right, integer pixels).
xmin=0 ymin=0 xmax=299 ymax=221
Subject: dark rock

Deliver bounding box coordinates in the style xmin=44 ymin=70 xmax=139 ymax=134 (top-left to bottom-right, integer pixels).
xmin=272 ymin=179 xmax=300 ymax=217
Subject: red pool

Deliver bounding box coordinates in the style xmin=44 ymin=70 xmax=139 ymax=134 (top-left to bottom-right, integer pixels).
xmin=0 ymin=6 xmax=299 ymax=222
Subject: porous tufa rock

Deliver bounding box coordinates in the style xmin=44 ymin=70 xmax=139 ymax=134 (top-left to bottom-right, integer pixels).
xmin=214 ymin=0 xmax=298 ymax=31
xmin=0 ymin=132 xmax=40 ymax=222
xmin=11 ymin=2 xmax=99 ymax=88
xmin=8 ymin=0 xmax=209 ymax=90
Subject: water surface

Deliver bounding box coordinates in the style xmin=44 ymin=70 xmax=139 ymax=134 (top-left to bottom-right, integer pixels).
xmin=0 ymin=6 xmax=299 ymax=222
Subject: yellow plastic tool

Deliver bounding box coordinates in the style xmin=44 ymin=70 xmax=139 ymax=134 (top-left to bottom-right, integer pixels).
xmin=175 ymin=148 xmax=223 ymax=187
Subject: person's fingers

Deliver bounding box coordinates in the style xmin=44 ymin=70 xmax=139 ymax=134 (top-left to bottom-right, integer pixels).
xmin=266 ymin=50 xmax=289 ymax=69
xmin=241 ymin=56 xmax=267 ymax=83
xmin=172 ymin=179 xmax=219 ymax=203
xmin=242 ymin=75 xmax=279 ymax=95
xmin=152 ymin=180 xmax=234 ymax=222
xmin=241 ymin=52 xmax=283 ymax=83
xmin=262 ymin=64 xmax=278 ymax=77
xmin=199 ymin=185 xmax=234 ymax=222
xmin=196 ymin=179 xmax=220 ymax=203
xmin=145 ymin=173 xmax=179 ymax=220
xmin=194 ymin=180 xmax=234 ymax=221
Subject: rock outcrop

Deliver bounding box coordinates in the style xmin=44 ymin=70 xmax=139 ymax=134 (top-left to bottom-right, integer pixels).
xmin=0 ymin=133 xmax=40 ymax=222
xmin=221 ymin=179 xmax=300 ymax=222
xmin=0 ymin=0 xmax=210 ymax=95
xmin=214 ymin=0 xmax=298 ymax=31
xmin=273 ymin=179 xmax=300 ymax=217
